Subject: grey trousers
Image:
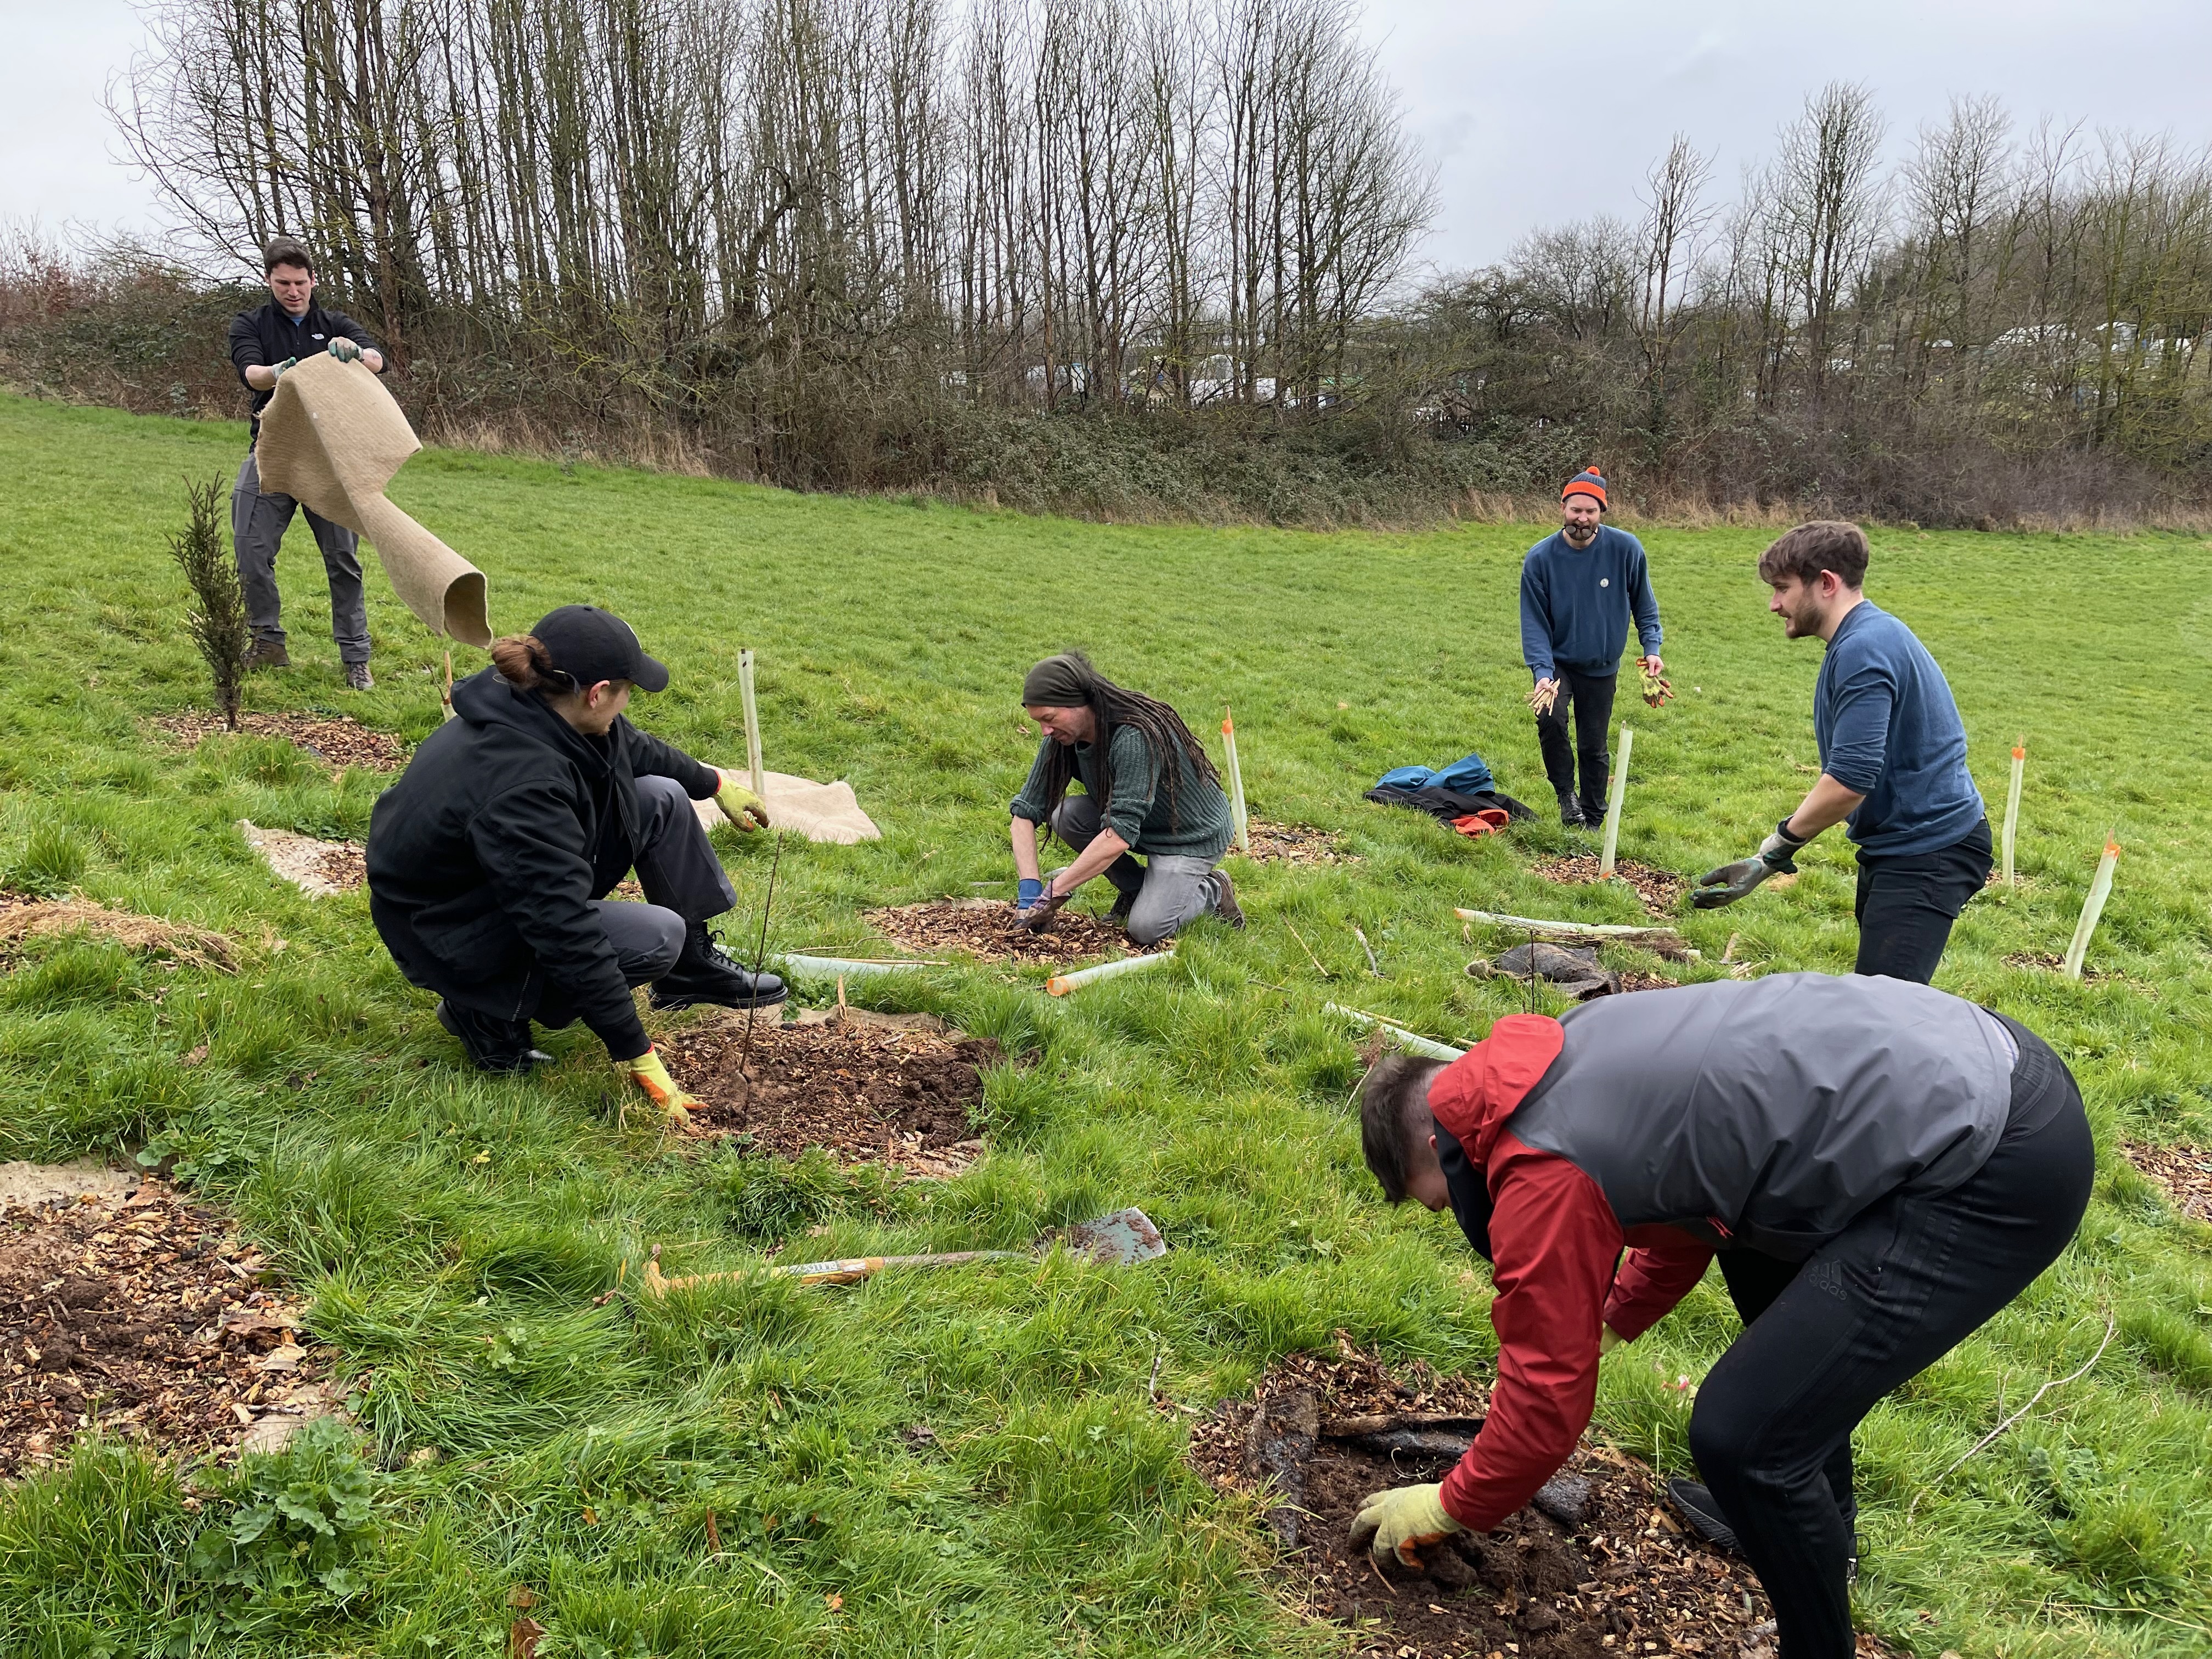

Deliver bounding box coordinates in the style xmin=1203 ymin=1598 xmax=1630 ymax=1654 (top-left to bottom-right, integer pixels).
xmin=1049 ymin=794 xmax=1227 ymax=946
xmin=232 ymin=449 xmax=372 ymax=664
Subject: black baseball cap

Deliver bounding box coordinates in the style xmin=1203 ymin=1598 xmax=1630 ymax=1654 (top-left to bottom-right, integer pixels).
xmin=531 ymin=605 xmax=670 ymax=693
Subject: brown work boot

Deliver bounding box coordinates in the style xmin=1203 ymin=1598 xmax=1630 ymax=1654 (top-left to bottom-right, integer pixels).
xmin=1211 ymin=866 xmax=1245 ymax=928
xmin=242 ymin=639 xmax=291 ymax=672
xmin=345 ymin=662 xmax=375 ymax=691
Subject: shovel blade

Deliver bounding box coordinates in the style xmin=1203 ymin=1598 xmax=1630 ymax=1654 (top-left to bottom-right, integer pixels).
xmin=1062 ymin=1206 xmax=1166 ymax=1266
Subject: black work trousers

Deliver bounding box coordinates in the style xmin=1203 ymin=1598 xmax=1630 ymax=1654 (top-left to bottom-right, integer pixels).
xmin=1532 ymin=665 xmax=1617 ymax=821
xmin=1853 ymin=818 xmax=1992 ymax=982
xmin=1688 ymin=1023 xmax=2093 ymax=1659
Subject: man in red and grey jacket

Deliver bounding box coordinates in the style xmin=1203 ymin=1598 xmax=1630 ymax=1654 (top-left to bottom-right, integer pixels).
xmin=1354 ymin=974 xmax=2091 ymax=1659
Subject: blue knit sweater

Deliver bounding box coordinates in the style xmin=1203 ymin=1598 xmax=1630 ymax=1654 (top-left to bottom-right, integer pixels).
xmin=1814 ymin=601 xmax=1984 ymax=857
xmin=1519 ymin=526 xmax=1663 ymax=681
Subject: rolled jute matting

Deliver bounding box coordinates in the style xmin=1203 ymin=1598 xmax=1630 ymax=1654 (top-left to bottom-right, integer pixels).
xmin=253 ymin=354 xmax=492 ymax=647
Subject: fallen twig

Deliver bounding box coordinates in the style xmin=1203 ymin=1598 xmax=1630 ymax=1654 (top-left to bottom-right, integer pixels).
xmin=1909 ymin=1313 xmax=2117 ymax=1518
xmin=1351 ymin=924 xmax=1381 ymax=978
xmin=1282 ymin=918 xmax=1333 ymax=979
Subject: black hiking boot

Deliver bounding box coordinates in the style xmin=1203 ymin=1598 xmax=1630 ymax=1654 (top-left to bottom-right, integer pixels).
xmin=1211 ymin=866 xmax=1245 ymax=929
xmin=1556 ymin=789 xmax=1585 ymax=828
xmin=648 ymin=920 xmax=788 ymax=1012
xmin=1107 ymin=885 xmax=1138 ymax=926
xmin=244 ymin=639 xmax=291 ymax=672
xmin=1666 ymin=1479 xmax=1741 ymax=1555
xmin=436 ymin=1000 xmax=551 ymax=1073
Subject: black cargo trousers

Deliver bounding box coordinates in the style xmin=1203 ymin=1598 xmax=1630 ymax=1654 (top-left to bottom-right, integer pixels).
xmin=1686 ymin=1019 xmax=2092 ymax=1659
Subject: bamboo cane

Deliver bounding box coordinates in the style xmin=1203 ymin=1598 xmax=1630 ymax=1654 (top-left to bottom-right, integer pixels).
xmin=1046 ymin=947 xmax=1177 ymax=996
xmin=1598 ymin=726 xmax=1633 ymax=877
xmin=738 ymin=647 xmax=766 ymax=798
xmin=1222 ymin=708 xmax=1250 ymax=855
xmin=2061 ymin=837 xmax=2120 ymax=979
xmin=2002 ymin=742 xmax=2025 ymax=889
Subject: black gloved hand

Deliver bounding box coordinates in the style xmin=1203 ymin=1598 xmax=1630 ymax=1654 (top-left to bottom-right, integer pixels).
xmin=1691 ymin=820 xmax=1806 ymax=910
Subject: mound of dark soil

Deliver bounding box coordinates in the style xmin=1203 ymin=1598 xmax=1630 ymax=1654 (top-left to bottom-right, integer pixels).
xmin=657 ymin=1018 xmax=997 ymax=1173
xmin=1190 ymin=1341 xmax=1779 ymax=1659
xmin=0 ymin=1180 xmax=341 ymax=1475
xmin=2125 ymin=1142 xmax=2212 ymax=1222
xmin=863 ymin=899 xmax=1158 ymax=966
xmin=154 ymin=710 xmax=407 ymax=772
xmin=1531 ymin=855 xmax=1689 ymax=919
xmin=1240 ymin=821 xmax=1357 ymax=865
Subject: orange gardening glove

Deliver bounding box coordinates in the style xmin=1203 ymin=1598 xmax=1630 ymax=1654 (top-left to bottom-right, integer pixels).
xmin=619 ymin=1046 xmax=701 ymax=1120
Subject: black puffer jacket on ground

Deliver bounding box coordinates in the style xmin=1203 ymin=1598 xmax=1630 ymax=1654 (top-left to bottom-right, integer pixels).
xmin=366 ymin=668 xmax=718 ymax=1057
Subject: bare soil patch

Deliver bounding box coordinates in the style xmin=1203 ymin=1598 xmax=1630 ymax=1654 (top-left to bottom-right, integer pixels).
xmin=2125 ymin=1142 xmax=2212 ymax=1222
xmin=657 ymin=1017 xmax=997 ymax=1175
xmin=153 ymin=710 xmax=407 ymax=772
xmin=1239 ymin=821 xmax=1358 ymax=866
xmin=1 ymin=1178 xmax=343 ymax=1476
xmin=1531 ymin=854 xmax=1689 ymax=919
xmin=2001 ymin=951 xmax=2137 ymax=990
xmin=862 ymin=899 xmax=1160 ymax=967
xmin=0 ymin=894 xmax=237 ymax=972
xmin=1189 ymin=1340 xmax=1779 ymax=1659
xmin=237 ymin=820 xmax=366 ymax=896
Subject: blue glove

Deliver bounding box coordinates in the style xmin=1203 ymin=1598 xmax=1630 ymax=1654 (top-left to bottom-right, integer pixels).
xmin=1016 ymin=878 xmax=1046 ymax=912
xmin=328 ymin=337 xmax=363 ymax=364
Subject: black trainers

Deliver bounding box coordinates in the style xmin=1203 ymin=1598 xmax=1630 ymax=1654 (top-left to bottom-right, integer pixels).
xmin=1666 ymin=1479 xmax=1741 ymax=1554
xmin=648 ymin=920 xmax=789 ymax=1011
xmin=244 ymin=639 xmax=291 ymax=672
xmin=1211 ymin=866 xmax=1245 ymax=928
xmin=436 ymin=1000 xmax=551 ymax=1073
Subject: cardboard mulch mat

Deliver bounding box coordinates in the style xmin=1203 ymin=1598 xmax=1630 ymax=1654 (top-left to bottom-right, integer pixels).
xmin=154 ymin=710 xmax=407 ymax=773
xmin=1531 ymin=855 xmax=1689 ymax=920
xmin=0 ymin=894 xmax=237 ymax=971
xmin=1 ymin=1173 xmax=345 ymax=1477
xmin=656 ymin=1014 xmax=997 ymax=1176
xmin=2124 ymin=1142 xmax=2212 ymax=1223
xmin=861 ymin=899 xmax=1161 ymax=967
xmin=1239 ymin=821 xmax=1358 ymax=866
xmin=238 ymin=820 xmax=366 ymax=896
xmin=1189 ymin=1339 xmax=1787 ymax=1659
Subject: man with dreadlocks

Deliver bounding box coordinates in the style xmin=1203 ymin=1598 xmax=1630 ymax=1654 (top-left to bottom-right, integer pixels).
xmin=1008 ymin=652 xmax=1243 ymax=945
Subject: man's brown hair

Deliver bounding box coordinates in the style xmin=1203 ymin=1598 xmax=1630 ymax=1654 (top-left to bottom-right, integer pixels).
xmin=1757 ymin=520 xmax=1870 ymax=589
xmin=1358 ymin=1051 xmax=1446 ymax=1203
xmin=262 ymin=236 xmax=315 ymax=275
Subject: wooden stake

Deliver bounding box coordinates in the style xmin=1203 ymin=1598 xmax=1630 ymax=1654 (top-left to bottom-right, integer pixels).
xmin=1222 ymin=708 xmax=1250 ymax=855
xmin=1598 ymin=726 xmax=1633 ymax=877
xmin=2002 ymin=742 xmax=2025 ymax=889
xmin=2061 ymin=836 xmax=2120 ymax=979
xmin=738 ymin=647 xmax=766 ymax=798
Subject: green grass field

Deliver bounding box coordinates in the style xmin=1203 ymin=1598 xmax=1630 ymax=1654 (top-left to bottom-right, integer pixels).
xmin=2 ymin=391 xmax=2210 ymax=1658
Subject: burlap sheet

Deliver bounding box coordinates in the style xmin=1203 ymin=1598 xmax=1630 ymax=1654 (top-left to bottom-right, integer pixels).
xmin=690 ymin=769 xmax=881 ymax=845
xmin=252 ymin=354 xmax=492 ymax=646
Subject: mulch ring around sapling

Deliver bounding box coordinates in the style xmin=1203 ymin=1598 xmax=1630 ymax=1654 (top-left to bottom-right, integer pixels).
xmin=656 ymin=1015 xmax=997 ymax=1175
xmin=153 ymin=709 xmax=408 ymax=773
xmin=1238 ymin=821 xmax=1358 ymax=865
xmin=1 ymin=1176 xmax=346 ymax=1477
xmin=862 ymin=899 xmax=1164 ymax=966
xmin=1531 ymin=854 xmax=1689 ymax=919
xmin=2125 ymin=1142 xmax=2212 ymax=1223
xmin=1189 ymin=1338 xmax=1779 ymax=1659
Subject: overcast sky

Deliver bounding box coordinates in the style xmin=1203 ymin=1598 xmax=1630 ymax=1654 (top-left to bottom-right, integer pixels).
xmin=5 ymin=0 xmax=2209 ymax=272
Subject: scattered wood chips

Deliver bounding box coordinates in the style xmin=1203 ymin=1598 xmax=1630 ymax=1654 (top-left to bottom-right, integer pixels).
xmin=1 ymin=1177 xmax=344 ymax=1475
xmin=1238 ymin=821 xmax=1358 ymax=866
xmin=154 ymin=710 xmax=407 ymax=773
xmin=862 ymin=899 xmax=1159 ymax=967
xmin=237 ymin=820 xmax=366 ymax=896
xmin=2124 ymin=1142 xmax=2212 ymax=1223
xmin=0 ymin=894 xmax=236 ymax=971
xmin=1188 ymin=1336 xmax=1790 ymax=1659
xmin=657 ymin=1017 xmax=996 ymax=1175
xmin=2001 ymin=951 xmax=2133 ymax=989
xmin=1531 ymin=854 xmax=1689 ymax=919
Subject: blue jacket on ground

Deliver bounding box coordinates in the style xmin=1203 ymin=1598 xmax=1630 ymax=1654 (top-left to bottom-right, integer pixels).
xmin=1519 ymin=526 xmax=1663 ymax=681
xmin=1814 ymin=601 xmax=1984 ymax=857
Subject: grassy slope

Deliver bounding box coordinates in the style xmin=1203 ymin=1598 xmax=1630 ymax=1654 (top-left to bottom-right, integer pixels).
xmin=0 ymin=392 xmax=2208 ymax=1657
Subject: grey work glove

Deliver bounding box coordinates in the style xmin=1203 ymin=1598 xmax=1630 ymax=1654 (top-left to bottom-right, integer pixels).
xmin=269 ymin=356 xmax=299 ymax=382
xmin=1018 ymin=882 xmax=1070 ymax=932
xmin=328 ymin=337 xmax=363 ymax=364
xmin=1691 ymin=821 xmax=1805 ymax=910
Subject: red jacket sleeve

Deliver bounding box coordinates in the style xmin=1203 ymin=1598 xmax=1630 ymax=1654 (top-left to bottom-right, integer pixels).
xmin=1438 ymin=1135 xmax=1622 ymax=1532
xmin=1603 ymin=1228 xmax=1716 ymax=1341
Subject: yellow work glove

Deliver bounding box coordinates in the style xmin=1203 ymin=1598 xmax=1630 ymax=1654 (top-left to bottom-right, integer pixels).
xmin=619 ymin=1046 xmax=701 ymax=1121
xmin=1347 ymin=1482 xmax=1464 ymax=1568
xmin=713 ymin=770 xmax=770 ymax=832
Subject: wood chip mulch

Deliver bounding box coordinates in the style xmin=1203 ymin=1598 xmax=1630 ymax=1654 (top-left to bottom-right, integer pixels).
xmin=2124 ymin=1142 xmax=2212 ymax=1222
xmin=1 ymin=1178 xmax=344 ymax=1476
xmin=2001 ymin=951 xmax=2135 ymax=990
xmin=237 ymin=821 xmax=366 ymax=896
xmin=656 ymin=1017 xmax=997 ymax=1175
xmin=862 ymin=899 xmax=1160 ymax=966
xmin=1531 ymin=855 xmax=1689 ymax=919
xmin=1188 ymin=1335 xmax=1786 ymax=1659
xmin=1238 ymin=821 xmax=1358 ymax=865
xmin=153 ymin=710 xmax=407 ymax=772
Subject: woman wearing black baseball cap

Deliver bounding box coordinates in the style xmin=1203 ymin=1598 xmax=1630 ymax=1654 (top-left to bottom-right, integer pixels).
xmin=366 ymin=605 xmax=778 ymax=1116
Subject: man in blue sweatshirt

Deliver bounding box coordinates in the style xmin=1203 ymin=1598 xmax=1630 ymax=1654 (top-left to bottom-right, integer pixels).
xmin=1519 ymin=468 xmax=1665 ymax=826
xmin=1692 ymin=521 xmax=1990 ymax=981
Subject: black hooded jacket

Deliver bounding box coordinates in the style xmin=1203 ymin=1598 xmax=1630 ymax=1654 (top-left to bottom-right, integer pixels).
xmin=365 ymin=668 xmax=718 ymax=1057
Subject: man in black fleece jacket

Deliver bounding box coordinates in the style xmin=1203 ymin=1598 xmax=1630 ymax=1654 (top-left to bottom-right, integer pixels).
xmin=366 ymin=606 xmax=779 ymax=1113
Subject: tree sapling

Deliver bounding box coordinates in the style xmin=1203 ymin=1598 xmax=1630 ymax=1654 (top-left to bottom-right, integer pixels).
xmin=170 ymin=475 xmax=252 ymax=730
